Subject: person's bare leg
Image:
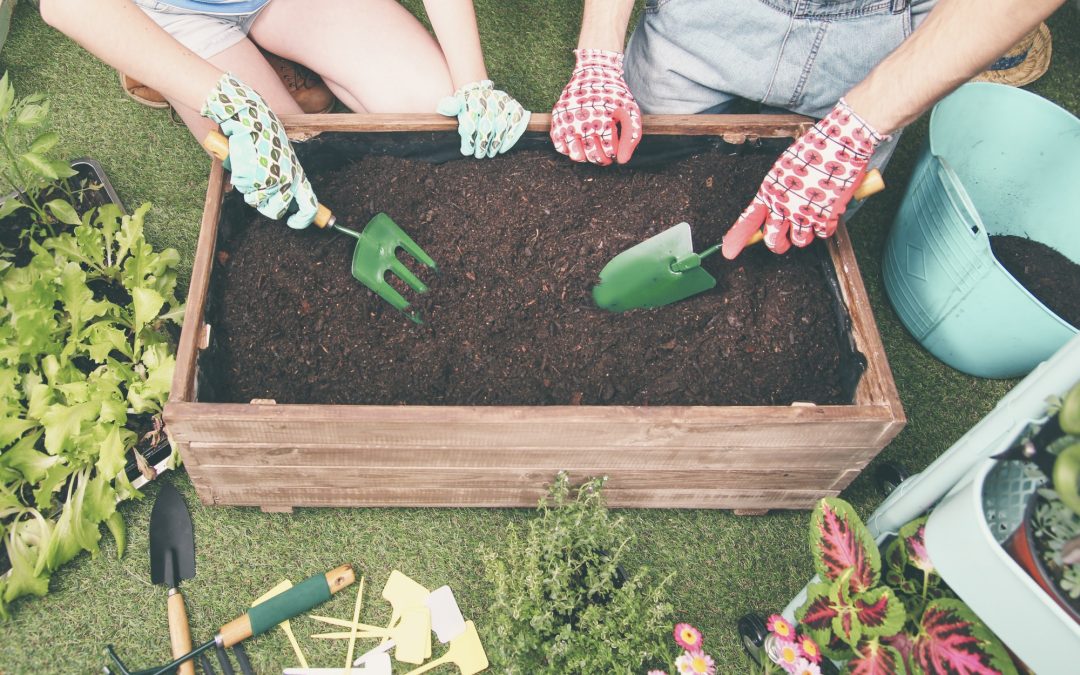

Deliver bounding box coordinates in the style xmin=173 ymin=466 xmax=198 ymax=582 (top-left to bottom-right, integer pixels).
xmin=166 ymin=38 xmax=302 ymax=144
xmin=248 ymin=0 xmax=453 ymax=113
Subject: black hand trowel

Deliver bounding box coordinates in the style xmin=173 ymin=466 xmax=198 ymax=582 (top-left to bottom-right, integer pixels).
xmin=150 ymin=482 xmax=197 ymax=675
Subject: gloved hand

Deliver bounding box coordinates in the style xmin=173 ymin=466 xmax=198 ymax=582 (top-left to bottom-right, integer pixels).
xmin=437 ymin=80 xmax=531 ymax=158
xmin=722 ymin=99 xmax=887 ymax=258
xmin=201 ymin=73 xmax=319 ymax=229
xmin=550 ymin=48 xmax=642 ymax=165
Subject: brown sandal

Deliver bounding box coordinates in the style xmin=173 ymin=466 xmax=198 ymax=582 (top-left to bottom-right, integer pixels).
xmin=119 ymin=71 xmax=171 ymax=109
xmin=117 ymin=55 xmax=336 ymax=114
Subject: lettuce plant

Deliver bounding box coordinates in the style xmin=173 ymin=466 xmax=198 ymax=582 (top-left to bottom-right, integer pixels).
xmin=0 ymin=202 xmax=182 ymax=618
xmin=793 ymin=498 xmax=1017 ymax=674
xmin=0 ymin=71 xmax=84 ymax=236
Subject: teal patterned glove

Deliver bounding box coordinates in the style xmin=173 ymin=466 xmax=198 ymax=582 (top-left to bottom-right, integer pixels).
xmin=437 ymin=80 xmax=531 ymax=158
xmin=201 ymin=73 xmax=318 ymax=229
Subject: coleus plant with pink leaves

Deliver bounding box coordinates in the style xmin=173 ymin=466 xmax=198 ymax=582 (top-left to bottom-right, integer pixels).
xmin=793 ymin=497 xmax=1019 ymax=674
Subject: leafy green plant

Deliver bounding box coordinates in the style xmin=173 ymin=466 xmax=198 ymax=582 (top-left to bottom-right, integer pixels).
xmin=0 ymin=202 xmax=182 ymax=619
xmin=0 ymin=71 xmax=88 ymax=236
xmin=480 ymin=473 xmax=674 ymax=673
xmin=788 ymin=498 xmax=1017 ymax=675
xmin=1031 ymin=485 xmax=1080 ymax=603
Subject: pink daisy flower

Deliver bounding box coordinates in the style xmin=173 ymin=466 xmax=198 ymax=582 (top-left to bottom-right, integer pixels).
xmin=766 ymin=614 xmax=796 ymax=641
xmin=798 ymin=634 xmax=822 ymax=664
xmin=673 ymin=623 xmax=704 ymax=651
xmin=647 ymin=671 xmax=668 ymax=675
xmin=775 ymin=639 xmax=802 ymax=674
xmin=674 ymin=650 xmax=716 ymax=675
xmin=792 ymin=658 xmax=822 ymax=675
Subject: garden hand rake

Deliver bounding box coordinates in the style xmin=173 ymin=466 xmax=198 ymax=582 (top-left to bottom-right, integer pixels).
xmin=103 ymin=565 xmax=356 ymax=675
xmin=204 ymin=131 xmax=436 ymax=323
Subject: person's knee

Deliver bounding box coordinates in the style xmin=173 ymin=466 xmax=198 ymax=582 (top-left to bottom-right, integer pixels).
xmin=39 ymin=0 xmax=71 ymax=28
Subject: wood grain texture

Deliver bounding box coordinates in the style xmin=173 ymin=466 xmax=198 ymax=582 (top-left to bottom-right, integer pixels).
xmin=278 ymin=113 xmax=814 ymax=138
xmin=200 ymin=485 xmax=831 ymax=510
xmin=166 ymin=115 xmax=904 ymax=511
xmin=170 ymin=159 xmax=224 ymax=404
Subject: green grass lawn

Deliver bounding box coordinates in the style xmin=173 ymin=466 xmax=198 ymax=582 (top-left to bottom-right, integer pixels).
xmin=1 ymin=2 xmax=1078 ymax=672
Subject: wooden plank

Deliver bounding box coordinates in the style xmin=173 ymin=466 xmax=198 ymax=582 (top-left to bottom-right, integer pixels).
xmin=279 ymin=113 xmax=813 ymax=138
xmin=201 ymin=485 xmax=832 ymax=510
xmin=186 ymin=465 xmax=843 ymax=491
xmin=165 ymin=402 xmax=896 ymax=447
xmin=169 ymin=159 xmax=224 ymax=404
xmin=185 ymin=442 xmax=886 ymax=471
xmin=826 ymin=221 xmax=906 ymax=433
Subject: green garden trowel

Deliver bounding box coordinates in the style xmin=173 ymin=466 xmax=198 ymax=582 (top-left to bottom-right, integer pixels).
xmin=592 ymin=168 xmax=883 ymax=312
xmin=204 ymin=131 xmax=436 ymax=323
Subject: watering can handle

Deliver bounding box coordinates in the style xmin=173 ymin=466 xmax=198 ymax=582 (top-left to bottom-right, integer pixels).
xmin=202 ymin=130 xmax=335 ymax=229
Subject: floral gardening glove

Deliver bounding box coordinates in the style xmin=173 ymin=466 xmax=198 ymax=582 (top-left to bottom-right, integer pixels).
xmin=550 ymin=48 xmax=642 ymax=165
xmin=437 ymin=80 xmax=531 ymax=158
xmin=201 ymin=73 xmax=319 ymax=229
xmin=722 ymin=99 xmax=887 ymax=258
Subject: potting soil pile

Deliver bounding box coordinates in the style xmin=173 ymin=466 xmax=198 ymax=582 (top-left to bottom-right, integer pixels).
xmin=990 ymin=235 xmax=1080 ymax=329
xmin=207 ymin=142 xmax=861 ymax=406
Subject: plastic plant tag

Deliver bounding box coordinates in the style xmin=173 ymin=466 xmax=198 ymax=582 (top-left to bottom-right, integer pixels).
xmin=426 ymin=586 xmax=466 ymax=644
xmin=382 ymin=570 xmax=431 ymax=624
xmin=353 ymin=640 xmax=395 ymax=667
xmin=311 ymin=606 xmax=432 ymax=665
xmin=401 ymin=621 xmax=488 ymax=675
xmin=282 ymin=652 xmax=391 ymax=675
xmin=252 ymin=580 xmax=308 ymax=669
xmin=390 ymin=606 xmax=432 ymax=664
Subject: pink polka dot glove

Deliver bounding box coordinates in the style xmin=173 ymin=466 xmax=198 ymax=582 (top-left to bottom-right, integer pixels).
xmin=550 ymin=48 xmax=642 ymax=165
xmin=722 ymin=99 xmax=888 ymax=258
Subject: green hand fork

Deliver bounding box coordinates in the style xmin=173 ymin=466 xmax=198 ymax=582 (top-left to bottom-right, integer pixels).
xmin=205 ymin=131 xmax=437 ymax=323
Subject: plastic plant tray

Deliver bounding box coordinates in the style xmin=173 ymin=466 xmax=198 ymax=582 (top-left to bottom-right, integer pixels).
xmin=927 ymin=459 xmax=1080 ymax=673
xmin=777 ymin=333 xmax=1080 ymax=670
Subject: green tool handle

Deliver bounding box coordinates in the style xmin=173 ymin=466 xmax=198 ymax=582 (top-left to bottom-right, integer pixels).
xmin=218 ymin=564 xmax=355 ymax=647
xmin=202 ymin=130 xmax=336 ymax=229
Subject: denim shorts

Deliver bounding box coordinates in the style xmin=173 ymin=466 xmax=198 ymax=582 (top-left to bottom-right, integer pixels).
xmin=626 ymin=0 xmax=937 ymax=177
xmin=132 ymin=0 xmax=270 ymax=59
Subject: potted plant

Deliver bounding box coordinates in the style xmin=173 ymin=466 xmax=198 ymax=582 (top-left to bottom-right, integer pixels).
xmin=1001 ymin=379 xmax=1080 ymax=622
xmin=479 ymin=472 xmax=675 ymax=673
xmin=0 ymin=76 xmax=183 ymax=619
xmin=744 ymin=497 xmax=1020 ymax=674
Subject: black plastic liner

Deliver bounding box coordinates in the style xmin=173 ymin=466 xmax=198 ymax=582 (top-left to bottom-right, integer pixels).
xmin=202 ymin=130 xmax=867 ymax=405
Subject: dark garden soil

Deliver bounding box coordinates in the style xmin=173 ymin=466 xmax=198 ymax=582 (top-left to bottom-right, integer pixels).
xmin=990 ymin=235 xmax=1080 ymax=329
xmin=207 ymin=147 xmax=862 ymax=407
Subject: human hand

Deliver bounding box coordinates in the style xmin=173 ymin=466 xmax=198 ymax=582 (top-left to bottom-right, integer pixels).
xmin=550 ymin=48 xmax=642 ymax=165
xmin=437 ymin=80 xmax=531 ymax=158
xmin=201 ymin=73 xmax=318 ymax=229
xmin=722 ymin=99 xmax=887 ymax=258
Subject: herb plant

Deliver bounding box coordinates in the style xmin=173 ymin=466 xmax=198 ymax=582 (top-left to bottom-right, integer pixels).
xmin=480 ymin=473 xmax=674 ymax=674
xmin=0 ymin=202 xmax=182 ymax=618
xmin=1032 ymin=485 xmax=1080 ymax=601
xmin=0 ymin=71 xmax=87 ymax=236
xmin=791 ymin=497 xmax=1018 ymax=674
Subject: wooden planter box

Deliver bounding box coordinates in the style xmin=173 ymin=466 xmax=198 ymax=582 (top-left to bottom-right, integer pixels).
xmin=164 ymin=113 xmax=904 ymax=513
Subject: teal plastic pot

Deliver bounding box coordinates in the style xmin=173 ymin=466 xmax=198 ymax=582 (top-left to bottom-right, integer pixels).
xmin=883 ymin=83 xmax=1080 ymax=378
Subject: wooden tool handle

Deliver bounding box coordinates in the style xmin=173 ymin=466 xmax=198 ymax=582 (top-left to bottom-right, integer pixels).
xmin=168 ymin=589 xmax=196 ymax=675
xmin=200 ymin=130 xmax=334 ymax=229
xmin=744 ymin=168 xmax=884 ymax=247
xmin=853 ymin=168 xmax=885 ymax=201
xmin=219 ymin=564 xmax=356 ymax=648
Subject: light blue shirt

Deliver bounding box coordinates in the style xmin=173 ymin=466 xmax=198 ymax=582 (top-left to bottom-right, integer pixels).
xmin=156 ymin=0 xmax=270 ymax=14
